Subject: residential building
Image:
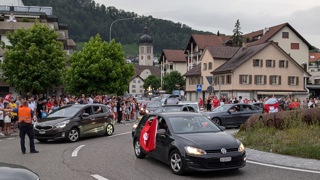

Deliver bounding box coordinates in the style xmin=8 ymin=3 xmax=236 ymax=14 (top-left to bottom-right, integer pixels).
xmin=0 ymin=3 xmax=76 ymax=97
xmin=159 ymin=49 xmax=187 ymax=87
xmin=129 ymin=64 xmax=160 ymax=95
xmin=185 ymin=42 xmax=310 ymax=101
xmin=243 ymin=23 xmax=313 ymax=70
xmin=307 ymin=52 xmax=320 ymax=97
xmin=184 ymin=34 xmax=231 ymax=71
xmin=200 ymin=46 xmax=240 ymax=99
xmin=211 ymin=42 xmax=310 ymax=100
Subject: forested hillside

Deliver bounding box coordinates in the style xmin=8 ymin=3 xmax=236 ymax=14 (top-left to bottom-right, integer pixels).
xmin=22 ymin=0 xmax=213 ymax=55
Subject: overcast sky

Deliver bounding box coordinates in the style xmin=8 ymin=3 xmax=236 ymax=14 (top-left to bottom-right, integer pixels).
xmin=95 ymin=0 xmax=320 ymax=48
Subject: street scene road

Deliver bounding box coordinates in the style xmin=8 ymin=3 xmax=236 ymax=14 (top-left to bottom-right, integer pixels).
xmin=1 ymin=122 xmax=319 ymax=180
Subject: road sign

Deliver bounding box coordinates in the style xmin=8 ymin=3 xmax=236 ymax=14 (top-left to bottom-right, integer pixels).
xmin=207 ymin=86 xmax=214 ymax=94
xmin=196 ymin=84 xmax=202 ymax=93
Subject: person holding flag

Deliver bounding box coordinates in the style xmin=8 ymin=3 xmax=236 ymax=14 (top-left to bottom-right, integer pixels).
xmin=264 ymin=95 xmax=279 ymax=113
xmin=139 ymin=116 xmax=158 ymax=152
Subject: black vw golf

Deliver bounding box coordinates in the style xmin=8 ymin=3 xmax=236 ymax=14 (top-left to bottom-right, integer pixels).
xmin=133 ymin=112 xmax=246 ymax=174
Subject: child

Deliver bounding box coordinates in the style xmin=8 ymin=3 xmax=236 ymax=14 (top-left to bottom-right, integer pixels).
xmin=3 ymin=103 xmax=12 ymax=136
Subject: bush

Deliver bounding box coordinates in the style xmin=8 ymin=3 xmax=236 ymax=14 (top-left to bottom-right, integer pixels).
xmin=236 ymin=108 xmax=320 ymax=159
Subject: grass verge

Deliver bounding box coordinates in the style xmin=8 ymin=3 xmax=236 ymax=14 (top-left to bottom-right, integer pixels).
xmin=235 ymin=117 xmax=320 ymax=160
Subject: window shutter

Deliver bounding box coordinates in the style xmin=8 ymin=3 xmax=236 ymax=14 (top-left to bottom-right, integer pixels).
xmin=273 ymin=60 xmax=275 ymax=67
xmin=221 ymin=76 xmax=225 ymax=84
xmin=264 ymin=75 xmax=267 ymax=84
xmin=296 ymin=77 xmax=299 ymax=85
xmin=279 ymin=61 xmax=281 ymax=68
xmin=249 ymin=75 xmax=252 ymax=84
xmin=254 ymin=75 xmax=257 ymax=84
xmin=269 ymin=76 xmax=272 ymax=85
xmin=278 ymin=76 xmax=281 ymax=85
xmin=214 ymin=76 xmax=218 ymax=85
xmin=260 ymin=59 xmax=263 ymax=67
xmin=253 ymin=60 xmax=256 ymax=67
xmin=288 ymin=76 xmax=290 ymax=85
xmin=286 ymin=61 xmax=288 ymax=68
xmin=239 ymin=75 xmax=242 ymax=84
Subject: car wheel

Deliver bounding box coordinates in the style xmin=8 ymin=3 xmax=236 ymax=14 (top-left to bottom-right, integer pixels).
xmin=37 ymin=139 xmax=48 ymax=143
xmin=212 ymin=118 xmax=222 ymax=126
xmin=67 ymin=128 xmax=80 ymax=142
xmin=134 ymin=139 xmax=146 ymax=159
xmin=105 ymin=123 xmax=114 ymax=136
xmin=170 ymin=150 xmax=185 ymax=175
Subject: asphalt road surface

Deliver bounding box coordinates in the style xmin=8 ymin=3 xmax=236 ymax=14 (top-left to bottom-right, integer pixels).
xmin=0 ymin=123 xmax=319 ymax=180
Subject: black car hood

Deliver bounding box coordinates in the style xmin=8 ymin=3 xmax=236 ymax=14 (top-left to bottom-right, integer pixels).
xmin=0 ymin=163 xmax=39 ymax=180
xmin=175 ymin=131 xmax=239 ymax=150
xmin=37 ymin=117 xmax=70 ymax=125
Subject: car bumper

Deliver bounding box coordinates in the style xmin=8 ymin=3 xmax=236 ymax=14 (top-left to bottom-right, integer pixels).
xmin=184 ymin=151 xmax=246 ymax=171
xmin=34 ymin=128 xmax=67 ymax=140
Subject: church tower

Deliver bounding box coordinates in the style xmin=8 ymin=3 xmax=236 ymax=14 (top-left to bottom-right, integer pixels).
xmin=139 ymin=26 xmax=153 ymax=66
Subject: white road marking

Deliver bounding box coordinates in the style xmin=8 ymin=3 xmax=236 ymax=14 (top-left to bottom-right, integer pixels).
xmin=7 ymin=138 xmax=14 ymax=140
xmin=71 ymin=145 xmax=85 ymax=157
xmin=108 ymin=132 xmax=131 ymax=137
xmin=91 ymin=174 xmax=109 ymax=180
xmin=247 ymin=160 xmax=320 ymax=174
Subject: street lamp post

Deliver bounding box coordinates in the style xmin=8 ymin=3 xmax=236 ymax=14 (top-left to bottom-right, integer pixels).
xmin=109 ymin=17 xmax=136 ymax=42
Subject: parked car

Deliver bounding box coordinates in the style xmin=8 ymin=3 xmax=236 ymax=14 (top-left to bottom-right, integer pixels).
xmin=132 ymin=112 xmax=246 ymax=174
xmin=0 ymin=162 xmax=40 ymax=180
xmin=140 ymin=101 xmax=162 ymax=115
xmin=34 ymin=104 xmax=114 ymax=142
xmin=202 ymin=103 xmax=263 ymax=127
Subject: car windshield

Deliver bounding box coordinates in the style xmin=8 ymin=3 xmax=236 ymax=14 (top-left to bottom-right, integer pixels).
xmin=147 ymin=101 xmax=162 ymax=108
xmin=212 ymin=105 xmax=230 ymax=112
xmin=168 ymin=116 xmax=221 ymax=134
xmin=46 ymin=106 xmax=81 ymax=118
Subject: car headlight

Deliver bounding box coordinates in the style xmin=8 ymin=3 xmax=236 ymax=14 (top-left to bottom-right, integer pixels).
xmin=145 ymin=109 xmax=149 ymax=113
xmin=237 ymin=140 xmax=245 ymax=152
xmin=55 ymin=120 xmax=70 ymax=129
xmin=184 ymin=146 xmax=207 ymax=156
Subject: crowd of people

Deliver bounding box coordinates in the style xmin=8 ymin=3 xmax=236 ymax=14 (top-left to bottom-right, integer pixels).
xmin=200 ymin=95 xmax=319 ymax=112
xmin=0 ymin=92 xmax=142 ymax=136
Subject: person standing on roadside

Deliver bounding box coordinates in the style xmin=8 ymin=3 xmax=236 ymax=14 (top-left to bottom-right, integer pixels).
xmin=116 ymin=97 xmax=123 ymax=124
xmin=12 ymin=100 xmax=39 ymax=154
xmin=9 ymin=97 xmax=18 ymax=132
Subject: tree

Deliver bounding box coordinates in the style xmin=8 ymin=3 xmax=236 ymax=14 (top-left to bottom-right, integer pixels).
xmin=162 ymin=71 xmax=185 ymax=93
xmin=1 ymin=21 xmax=66 ymax=94
xmin=232 ymin=19 xmax=243 ymax=47
xmin=65 ymin=35 xmax=135 ymax=95
xmin=143 ymin=75 xmax=161 ymax=90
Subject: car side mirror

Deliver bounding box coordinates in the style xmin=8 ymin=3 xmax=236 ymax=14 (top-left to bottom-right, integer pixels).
xmin=81 ymin=113 xmax=89 ymax=118
xmin=157 ymin=129 xmax=167 ymax=136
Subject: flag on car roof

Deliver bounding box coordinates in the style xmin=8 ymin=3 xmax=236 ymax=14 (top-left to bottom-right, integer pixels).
xmin=140 ymin=116 xmax=158 ymax=152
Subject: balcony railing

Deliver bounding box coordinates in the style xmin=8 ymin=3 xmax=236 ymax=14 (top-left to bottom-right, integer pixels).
xmin=0 ymin=5 xmax=52 ymax=15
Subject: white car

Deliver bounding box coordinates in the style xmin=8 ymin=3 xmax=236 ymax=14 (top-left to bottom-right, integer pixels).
xmin=178 ymin=101 xmax=203 ymax=112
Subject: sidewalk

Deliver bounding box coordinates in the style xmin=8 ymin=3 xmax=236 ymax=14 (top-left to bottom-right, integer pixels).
xmin=247 ymin=148 xmax=320 ymax=171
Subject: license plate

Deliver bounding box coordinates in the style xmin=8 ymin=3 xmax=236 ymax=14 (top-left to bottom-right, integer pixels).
xmin=39 ymin=130 xmax=45 ymax=134
xmin=220 ymin=157 xmax=232 ymax=162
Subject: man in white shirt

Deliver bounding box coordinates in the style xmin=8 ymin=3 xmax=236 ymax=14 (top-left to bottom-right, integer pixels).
xmin=28 ymin=97 xmax=37 ymax=123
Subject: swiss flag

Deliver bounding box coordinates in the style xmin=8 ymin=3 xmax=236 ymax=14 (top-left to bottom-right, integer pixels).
xmin=139 ymin=116 xmax=158 ymax=152
xmin=264 ymin=103 xmax=279 ymax=113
